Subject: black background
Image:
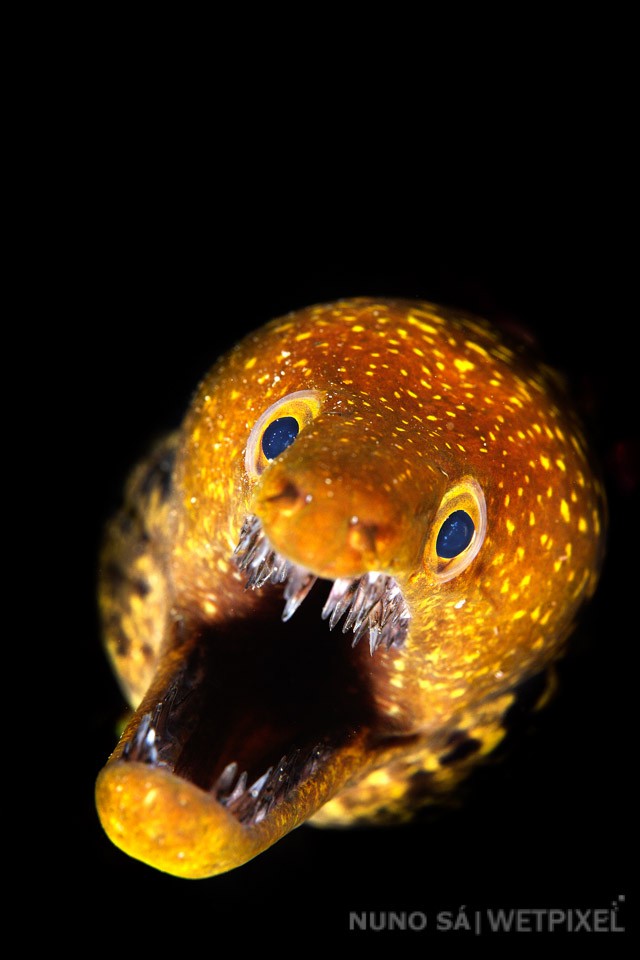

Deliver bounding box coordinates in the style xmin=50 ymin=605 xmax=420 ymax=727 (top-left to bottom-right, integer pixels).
xmin=52 ymin=105 xmax=635 ymax=944
xmin=76 ymin=215 xmax=635 ymax=940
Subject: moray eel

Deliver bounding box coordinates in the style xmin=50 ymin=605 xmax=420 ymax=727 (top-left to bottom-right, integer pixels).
xmin=96 ymin=297 xmax=605 ymax=878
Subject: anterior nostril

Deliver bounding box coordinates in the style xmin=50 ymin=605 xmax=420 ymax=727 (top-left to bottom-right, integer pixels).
xmin=347 ymin=519 xmax=379 ymax=556
xmin=263 ymin=480 xmax=302 ymax=506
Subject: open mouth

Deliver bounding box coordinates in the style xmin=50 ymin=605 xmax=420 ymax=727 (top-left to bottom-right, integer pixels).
xmin=114 ymin=514 xmax=412 ymax=833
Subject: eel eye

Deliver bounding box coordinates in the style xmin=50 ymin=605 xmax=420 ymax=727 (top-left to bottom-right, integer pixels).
xmin=245 ymin=390 xmax=324 ymax=478
xmin=436 ymin=510 xmax=475 ymax=559
xmin=262 ymin=417 xmax=299 ymax=460
xmin=424 ymin=478 xmax=486 ymax=582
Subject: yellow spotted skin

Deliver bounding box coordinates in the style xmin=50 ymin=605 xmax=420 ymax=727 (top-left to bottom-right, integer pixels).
xmin=96 ymin=298 xmax=606 ymax=877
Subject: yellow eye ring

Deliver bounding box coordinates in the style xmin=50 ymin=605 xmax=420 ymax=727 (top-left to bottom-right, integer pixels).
xmin=245 ymin=390 xmax=324 ymax=478
xmin=423 ymin=477 xmax=487 ymax=582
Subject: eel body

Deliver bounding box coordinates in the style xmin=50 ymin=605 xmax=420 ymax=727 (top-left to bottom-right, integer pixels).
xmin=96 ymin=298 xmax=605 ymax=878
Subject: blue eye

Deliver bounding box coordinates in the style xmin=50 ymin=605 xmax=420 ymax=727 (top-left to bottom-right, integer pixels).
xmin=436 ymin=510 xmax=475 ymax=559
xmin=261 ymin=416 xmax=300 ymax=460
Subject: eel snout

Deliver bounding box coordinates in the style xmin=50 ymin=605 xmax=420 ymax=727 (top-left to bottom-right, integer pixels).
xmin=252 ymin=439 xmax=430 ymax=581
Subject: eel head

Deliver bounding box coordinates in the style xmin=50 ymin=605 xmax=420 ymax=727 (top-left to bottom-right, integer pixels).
xmin=96 ymin=299 xmax=605 ymax=877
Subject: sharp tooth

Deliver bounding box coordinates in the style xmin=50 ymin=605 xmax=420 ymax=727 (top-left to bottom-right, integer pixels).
xmin=282 ymin=567 xmax=317 ymax=621
xmin=245 ymin=546 xmax=279 ymax=588
xmin=238 ymin=543 xmax=259 ymax=571
xmin=306 ymin=743 xmax=325 ymax=776
xmin=249 ymin=537 xmax=271 ymax=567
xmin=263 ymin=755 xmax=289 ymax=803
xmin=274 ymin=754 xmax=288 ymax=775
xmin=353 ymin=595 xmax=382 ymax=635
xmin=351 ymin=617 xmax=369 ymax=647
xmin=383 ymin=600 xmax=400 ymax=628
xmin=215 ymin=761 xmax=239 ymax=796
xmin=322 ymin=577 xmax=357 ymax=629
xmin=234 ymin=516 xmax=262 ymax=565
xmin=342 ymin=582 xmax=368 ymax=633
xmin=244 ymin=568 xmax=262 ymax=589
xmin=344 ymin=574 xmax=385 ymax=633
xmin=267 ymin=553 xmax=291 ymax=585
xmin=226 ymin=770 xmax=248 ymax=806
xmin=279 ymin=749 xmax=301 ymax=794
xmin=369 ymin=624 xmax=383 ymax=655
xmin=123 ymin=712 xmax=159 ymax=764
xmin=248 ymin=768 xmax=272 ymax=798
xmin=269 ymin=749 xmax=300 ymax=797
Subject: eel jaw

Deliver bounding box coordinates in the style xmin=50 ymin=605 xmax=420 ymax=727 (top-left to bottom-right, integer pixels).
xmin=96 ymin=517 xmax=413 ymax=879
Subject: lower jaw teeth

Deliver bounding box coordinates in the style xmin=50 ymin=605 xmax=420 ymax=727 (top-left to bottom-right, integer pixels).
xmin=215 ymin=743 xmax=328 ymax=825
xmin=233 ymin=515 xmax=411 ymax=655
xmin=123 ymin=719 xmax=331 ymax=827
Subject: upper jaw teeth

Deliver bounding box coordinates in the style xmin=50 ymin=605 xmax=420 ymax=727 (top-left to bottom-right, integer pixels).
xmin=233 ymin=515 xmax=410 ymax=655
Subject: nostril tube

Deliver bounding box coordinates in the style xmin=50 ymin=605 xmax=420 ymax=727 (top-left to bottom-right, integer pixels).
xmin=347 ymin=518 xmax=379 ymax=556
xmin=263 ymin=480 xmax=303 ymax=509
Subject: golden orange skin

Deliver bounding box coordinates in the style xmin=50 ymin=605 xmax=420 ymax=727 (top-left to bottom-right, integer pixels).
xmin=96 ymin=298 xmax=606 ymax=878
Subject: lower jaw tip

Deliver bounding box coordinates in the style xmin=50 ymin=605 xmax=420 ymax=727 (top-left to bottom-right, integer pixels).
xmin=95 ymin=761 xmax=265 ymax=879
